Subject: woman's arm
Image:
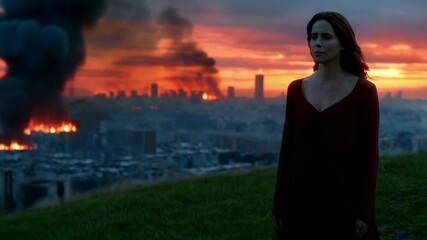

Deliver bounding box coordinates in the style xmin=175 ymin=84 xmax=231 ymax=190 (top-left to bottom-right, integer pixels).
xmin=272 ymin=81 xmax=296 ymax=230
xmin=358 ymin=82 xmax=380 ymax=224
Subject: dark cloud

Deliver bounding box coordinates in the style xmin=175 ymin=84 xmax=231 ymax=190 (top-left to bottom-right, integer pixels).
xmin=216 ymin=57 xmax=311 ymax=70
xmin=85 ymin=0 xmax=158 ymax=50
xmin=149 ymin=0 xmax=427 ymax=48
xmin=76 ymin=69 xmax=128 ymax=79
xmin=104 ymin=0 xmax=151 ymax=21
xmin=114 ymin=56 xmax=168 ymax=67
xmin=88 ymin=3 xmax=223 ymax=98
xmin=158 ymin=6 xmax=192 ymax=41
xmin=156 ymin=7 xmax=222 ymax=97
xmin=114 ymin=54 xmax=215 ymax=68
xmin=0 ymin=0 xmax=107 ymax=143
xmin=85 ymin=20 xmax=159 ymax=50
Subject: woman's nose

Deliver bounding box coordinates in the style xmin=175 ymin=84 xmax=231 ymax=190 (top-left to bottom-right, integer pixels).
xmin=314 ymin=38 xmax=322 ymax=47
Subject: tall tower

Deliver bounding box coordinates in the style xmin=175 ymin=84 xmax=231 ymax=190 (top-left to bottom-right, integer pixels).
xmin=254 ymin=71 xmax=264 ymax=100
xmin=227 ymin=86 xmax=235 ymax=99
xmin=117 ymin=90 xmax=126 ymax=99
xmin=131 ymin=90 xmax=138 ymax=98
xmin=143 ymin=130 xmax=156 ymax=154
xmin=109 ymin=91 xmax=115 ymax=99
xmin=0 ymin=170 xmax=14 ymax=210
xmin=151 ymin=83 xmax=158 ymax=99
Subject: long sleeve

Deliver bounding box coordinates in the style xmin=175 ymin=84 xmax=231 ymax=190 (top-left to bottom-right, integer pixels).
xmin=271 ymin=79 xmax=380 ymax=239
xmin=272 ymin=82 xmax=296 ymax=218
xmin=357 ymin=82 xmax=379 ymax=224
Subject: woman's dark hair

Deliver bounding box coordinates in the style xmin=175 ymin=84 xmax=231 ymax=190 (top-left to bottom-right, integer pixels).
xmin=306 ymin=11 xmax=369 ymax=79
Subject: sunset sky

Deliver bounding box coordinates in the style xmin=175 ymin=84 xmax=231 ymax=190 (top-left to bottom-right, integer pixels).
xmin=4 ymin=0 xmax=427 ymax=99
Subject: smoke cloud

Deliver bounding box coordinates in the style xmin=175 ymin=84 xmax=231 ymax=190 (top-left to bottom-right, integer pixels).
xmin=158 ymin=7 xmax=223 ymax=98
xmin=108 ymin=4 xmax=223 ymax=98
xmin=0 ymin=0 xmax=222 ymax=143
xmin=158 ymin=6 xmax=193 ymax=41
xmin=85 ymin=0 xmax=157 ymax=50
xmin=0 ymin=0 xmax=107 ymax=143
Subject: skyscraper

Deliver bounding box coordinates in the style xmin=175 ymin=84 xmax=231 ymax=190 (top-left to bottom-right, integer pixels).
xmin=0 ymin=170 xmax=14 ymax=210
xmin=131 ymin=90 xmax=138 ymax=98
xmin=254 ymin=72 xmax=264 ymax=100
xmin=227 ymin=86 xmax=235 ymax=99
xmin=116 ymin=90 xmax=126 ymax=100
xmin=151 ymin=83 xmax=158 ymax=99
xmin=143 ymin=130 xmax=156 ymax=154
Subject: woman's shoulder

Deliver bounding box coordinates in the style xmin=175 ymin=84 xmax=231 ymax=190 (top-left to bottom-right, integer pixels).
xmin=358 ymin=78 xmax=377 ymax=88
xmin=357 ymin=78 xmax=378 ymax=94
xmin=356 ymin=79 xmax=379 ymax=103
xmin=285 ymin=79 xmax=303 ymax=98
xmin=288 ymin=78 xmax=304 ymax=90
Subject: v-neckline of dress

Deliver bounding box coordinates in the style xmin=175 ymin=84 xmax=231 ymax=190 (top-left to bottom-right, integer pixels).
xmin=300 ymin=78 xmax=360 ymax=114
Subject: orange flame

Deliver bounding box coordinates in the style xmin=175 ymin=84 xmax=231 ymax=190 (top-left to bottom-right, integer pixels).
xmin=258 ymin=69 xmax=263 ymax=74
xmin=202 ymin=93 xmax=217 ymax=101
xmin=24 ymin=121 xmax=78 ymax=135
xmin=0 ymin=141 xmax=35 ymax=151
xmin=0 ymin=58 xmax=7 ymax=79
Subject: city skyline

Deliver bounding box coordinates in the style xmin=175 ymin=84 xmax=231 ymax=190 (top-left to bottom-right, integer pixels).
xmin=2 ymin=0 xmax=427 ymax=99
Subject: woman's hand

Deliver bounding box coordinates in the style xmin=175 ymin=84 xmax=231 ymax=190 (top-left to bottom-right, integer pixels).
xmin=272 ymin=213 xmax=284 ymax=232
xmin=355 ymin=218 xmax=368 ymax=238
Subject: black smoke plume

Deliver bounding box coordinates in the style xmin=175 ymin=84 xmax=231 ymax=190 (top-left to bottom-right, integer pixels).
xmin=158 ymin=6 xmax=192 ymax=42
xmin=92 ymin=3 xmax=223 ymax=98
xmin=86 ymin=0 xmax=156 ymax=50
xmin=158 ymin=7 xmax=223 ymax=98
xmin=0 ymin=0 xmax=107 ymax=144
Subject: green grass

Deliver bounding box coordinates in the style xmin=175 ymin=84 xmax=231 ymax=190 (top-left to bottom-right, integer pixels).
xmin=376 ymin=154 xmax=427 ymax=239
xmin=0 ymin=154 xmax=426 ymax=240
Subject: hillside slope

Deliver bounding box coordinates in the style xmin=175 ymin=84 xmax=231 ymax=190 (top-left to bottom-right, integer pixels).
xmin=0 ymin=154 xmax=426 ymax=240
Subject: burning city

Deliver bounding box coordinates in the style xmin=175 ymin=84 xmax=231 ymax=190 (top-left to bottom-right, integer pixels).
xmin=0 ymin=86 xmax=282 ymax=212
xmin=1 ymin=0 xmax=427 ymax=215
xmin=0 ymin=0 xmax=276 ymax=213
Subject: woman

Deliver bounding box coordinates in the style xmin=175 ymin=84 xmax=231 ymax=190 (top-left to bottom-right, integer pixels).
xmin=272 ymin=12 xmax=379 ymax=240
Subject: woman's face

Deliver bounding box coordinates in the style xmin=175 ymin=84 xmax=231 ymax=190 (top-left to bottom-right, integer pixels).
xmin=309 ymin=20 xmax=343 ymax=65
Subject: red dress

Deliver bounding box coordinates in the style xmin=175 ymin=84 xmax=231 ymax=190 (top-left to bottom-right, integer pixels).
xmin=273 ymin=78 xmax=379 ymax=240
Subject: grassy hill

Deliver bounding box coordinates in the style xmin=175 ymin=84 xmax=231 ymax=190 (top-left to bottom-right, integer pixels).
xmin=0 ymin=154 xmax=426 ymax=240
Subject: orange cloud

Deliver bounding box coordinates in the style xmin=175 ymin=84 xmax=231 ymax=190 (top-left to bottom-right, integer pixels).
xmin=68 ymin=19 xmax=427 ymax=99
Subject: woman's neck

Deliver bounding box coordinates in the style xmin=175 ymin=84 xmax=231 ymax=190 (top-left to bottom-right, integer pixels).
xmin=315 ymin=62 xmax=348 ymax=83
